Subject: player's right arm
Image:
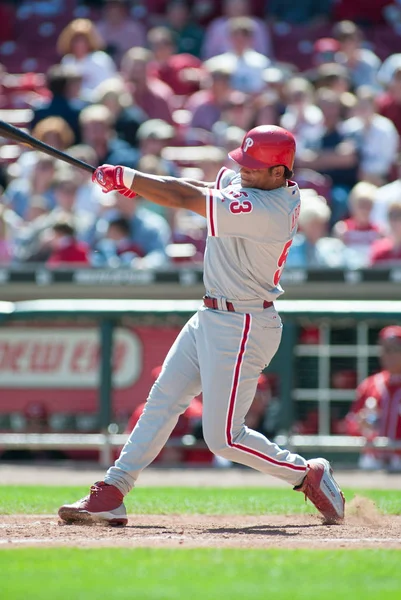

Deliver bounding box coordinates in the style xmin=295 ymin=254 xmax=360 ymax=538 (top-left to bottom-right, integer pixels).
xmin=92 ymin=164 xmax=213 ymax=217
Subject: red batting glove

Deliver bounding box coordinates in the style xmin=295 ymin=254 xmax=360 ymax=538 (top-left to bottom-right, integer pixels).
xmin=92 ymin=164 xmax=137 ymax=198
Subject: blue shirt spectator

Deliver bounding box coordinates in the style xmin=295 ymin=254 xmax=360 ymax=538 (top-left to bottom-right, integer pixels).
xmin=31 ymin=64 xmax=86 ymax=144
xmin=91 ymin=192 xmax=171 ymax=269
xmin=267 ymin=0 xmax=332 ymax=24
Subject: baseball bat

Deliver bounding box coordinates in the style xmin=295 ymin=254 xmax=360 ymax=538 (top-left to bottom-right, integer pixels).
xmin=0 ymin=120 xmax=96 ymax=174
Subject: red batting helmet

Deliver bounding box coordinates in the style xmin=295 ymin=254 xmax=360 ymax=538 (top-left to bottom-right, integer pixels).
xmin=228 ymin=125 xmax=296 ymax=171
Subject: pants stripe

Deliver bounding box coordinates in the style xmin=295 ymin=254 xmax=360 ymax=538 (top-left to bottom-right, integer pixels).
xmin=225 ymin=313 xmax=306 ymax=473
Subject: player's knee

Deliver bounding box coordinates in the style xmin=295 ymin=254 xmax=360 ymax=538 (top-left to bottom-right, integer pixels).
xmin=202 ymin=427 xmax=233 ymax=457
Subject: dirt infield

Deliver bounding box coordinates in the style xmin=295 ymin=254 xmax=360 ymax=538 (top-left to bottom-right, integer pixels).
xmin=1 ymin=496 xmax=401 ymax=550
xmin=1 ymin=465 xmax=401 ymax=550
xmin=2 ymin=507 xmax=401 ymax=549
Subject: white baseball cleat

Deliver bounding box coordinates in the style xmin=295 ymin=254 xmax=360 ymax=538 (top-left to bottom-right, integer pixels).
xmin=294 ymin=458 xmax=345 ymax=524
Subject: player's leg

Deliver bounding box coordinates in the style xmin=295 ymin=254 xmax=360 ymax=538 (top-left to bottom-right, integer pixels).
xmin=105 ymin=315 xmax=202 ymax=494
xmin=198 ymin=307 xmax=344 ymax=522
xmin=58 ymin=313 xmax=202 ymax=525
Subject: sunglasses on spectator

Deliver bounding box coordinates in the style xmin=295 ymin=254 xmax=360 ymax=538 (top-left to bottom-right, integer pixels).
xmin=388 ymin=211 xmax=401 ymax=220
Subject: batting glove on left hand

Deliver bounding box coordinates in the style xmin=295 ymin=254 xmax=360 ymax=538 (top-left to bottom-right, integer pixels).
xmin=92 ymin=164 xmax=137 ymax=199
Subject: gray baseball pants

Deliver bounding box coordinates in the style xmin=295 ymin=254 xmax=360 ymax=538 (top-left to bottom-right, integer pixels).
xmin=105 ymin=304 xmax=308 ymax=495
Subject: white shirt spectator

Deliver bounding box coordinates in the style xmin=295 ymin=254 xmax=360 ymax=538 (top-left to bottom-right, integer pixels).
xmin=371 ymin=179 xmax=401 ymax=232
xmin=280 ymin=105 xmax=324 ymax=153
xmin=61 ymin=51 xmax=117 ymax=100
xmin=202 ymin=16 xmax=271 ymax=60
xmin=210 ymin=50 xmax=270 ymax=93
xmin=337 ymin=48 xmax=381 ymax=90
xmin=377 ymin=53 xmax=401 ymax=87
xmin=342 ymin=114 xmax=399 ymax=178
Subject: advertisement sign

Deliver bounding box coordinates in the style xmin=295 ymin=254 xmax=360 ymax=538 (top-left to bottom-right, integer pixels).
xmin=0 ymin=324 xmax=181 ymax=417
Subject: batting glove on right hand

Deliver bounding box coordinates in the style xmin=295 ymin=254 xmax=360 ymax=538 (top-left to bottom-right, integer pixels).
xmin=92 ymin=164 xmax=137 ymax=199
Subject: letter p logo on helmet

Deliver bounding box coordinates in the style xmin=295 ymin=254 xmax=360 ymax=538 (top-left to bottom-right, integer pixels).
xmin=243 ymin=137 xmax=254 ymax=152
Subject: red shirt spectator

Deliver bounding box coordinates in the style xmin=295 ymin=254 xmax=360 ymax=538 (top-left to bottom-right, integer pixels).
xmin=334 ymin=181 xmax=383 ymax=266
xmin=47 ymin=239 xmax=89 ymax=266
xmin=47 ymin=220 xmax=89 ymax=266
xmin=339 ymin=218 xmax=382 ymax=247
xmin=148 ymin=26 xmax=204 ymax=96
xmin=377 ymin=67 xmax=401 ymax=136
xmin=345 ymin=325 xmax=401 ymax=471
xmin=121 ymin=47 xmax=174 ymax=124
xmin=370 ymin=200 xmax=401 ymax=265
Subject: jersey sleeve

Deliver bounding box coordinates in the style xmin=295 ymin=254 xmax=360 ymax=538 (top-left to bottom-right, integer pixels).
xmin=215 ymin=166 xmax=236 ymax=190
xmin=206 ymin=187 xmax=267 ymax=241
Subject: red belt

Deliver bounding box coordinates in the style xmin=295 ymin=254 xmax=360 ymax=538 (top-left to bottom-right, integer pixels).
xmin=203 ymin=296 xmax=273 ymax=312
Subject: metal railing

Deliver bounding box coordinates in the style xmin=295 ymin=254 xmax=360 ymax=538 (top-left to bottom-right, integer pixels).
xmin=1 ymin=432 xmax=400 ymax=467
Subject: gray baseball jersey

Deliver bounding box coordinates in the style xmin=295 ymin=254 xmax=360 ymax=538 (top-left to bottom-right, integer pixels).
xmin=105 ymin=167 xmax=308 ymax=496
xmin=204 ymin=167 xmax=301 ymax=302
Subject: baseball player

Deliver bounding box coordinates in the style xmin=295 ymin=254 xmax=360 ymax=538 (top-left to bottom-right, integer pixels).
xmin=346 ymin=325 xmax=401 ymax=472
xmin=58 ymin=125 xmax=345 ymax=525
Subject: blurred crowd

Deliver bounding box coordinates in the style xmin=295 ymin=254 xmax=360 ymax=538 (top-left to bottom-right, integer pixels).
xmin=1 ymin=0 xmax=401 ymax=268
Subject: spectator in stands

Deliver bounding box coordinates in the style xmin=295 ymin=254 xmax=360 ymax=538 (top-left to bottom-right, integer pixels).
xmin=96 ymin=0 xmax=146 ymax=65
xmin=136 ymin=119 xmax=178 ymax=177
xmin=0 ymin=204 xmax=12 ymax=264
xmin=164 ymin=0 xmax=204 ymax=58
xmin=333 ymin=181 xmax=383 ymax=267
xmin=371 ymin=155 xmax=401 ymax=233
xmin=332 ymin=21 xmax=382 ymax=91
xmin=79 ymin=104 xmax=139 ymax=167
xmin=215 ymin=91 xmax=254 ymax=132
xmin=93 ymin=190 xmax=171 ymax=268
xmin=57 ymin=19 xmax=117 ymax=101
xmin=313 ymin=63 xmax=351 ymax=94
xmin=202 ymin=0 xmax=271 ymax=60
xmin=296 ymin=88 xmax=359 ymax=223
xmin=342 ymin=86 xmax=399 ymax=186
xmin=92 ymin=216 xmax=151 ymax=267
xmin=376 ymin=66 xmax=401 ymax=136
xmin=186 ymin=62 xmax=234 ymax=132
xmin=4 ymin=154 xmax=57 ymax=220
xmin=280 ymin=78 xmax=324 ymax=153
xmin=370 ymin=201 xmax=401 ymax=265
xmin=345 ymin=325 xmax=401 ymax=472
xmin=24 ymin=195 xmax=50 ymax=224
xmin=30 ymin=64 xmax=84 ymax=144
xmin=47 ymin=217 xmax=89 ymax=267
xmin=378 ymin=53 xmax=401 ymax=88
xmin=94 ymin=78 xmax=147 ymax=149
xmin=66 ymin=145 xmax=105 ymax=219
xmin=14 ymin=171 xmax=88 ymax=262
xmin=213 ymin=125 xmax=246 ymax=156
xmin=210 ymin=17 xmax=270 ymax=94
xmin=312 ymin=38 xmax=341 ymax=69
xmin=267 ymin=0 xmax=331 ymax=24
xmin=147 ymin=26 xmax=203 ymax=97
xmin=13 ymin=117 xmax=75 ymax=180
xmin=120 ymin=47 xmax=174 ymax=124
xmin=286 ymin=193 xmax=347 ymax=268
xmin=32 ymin=117 xmax=74 ymax=152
